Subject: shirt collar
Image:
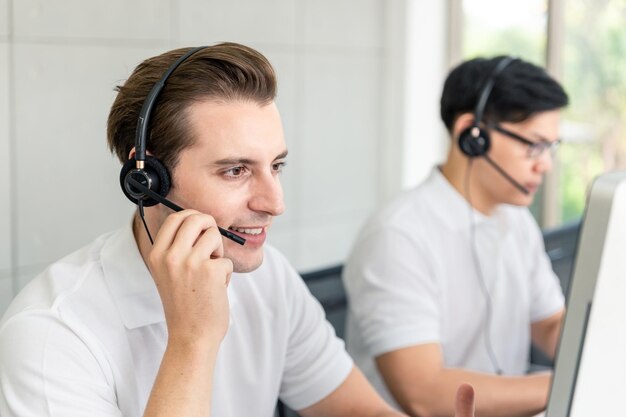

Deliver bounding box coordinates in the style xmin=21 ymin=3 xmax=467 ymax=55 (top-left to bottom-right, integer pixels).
xmin=101 ymin=219 xmax=165 ymax=329
xmin=428 ymin=167 xmax=501 ymax=230
xmin=100 ymin=218 xmax=241 ymax=330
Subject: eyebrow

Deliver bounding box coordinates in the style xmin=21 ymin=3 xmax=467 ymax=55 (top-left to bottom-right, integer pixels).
xmin=212 ymin=149 xmax=289 ymax=166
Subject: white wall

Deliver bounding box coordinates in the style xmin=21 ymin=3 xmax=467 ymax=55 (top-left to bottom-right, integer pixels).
xmin=0 ymin=0 xmax=449 ymax=314
xmin=1 ymin=0 xmax=14 ymax=311
xmin=379 ymin=1 xmax=450 ymax=204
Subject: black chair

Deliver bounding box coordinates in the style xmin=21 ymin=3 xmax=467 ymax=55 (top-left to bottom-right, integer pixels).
xmin=542 ymin=220 xmax=581 ymax=296
xmin=530 ymin=220 xmax=581 ymax=368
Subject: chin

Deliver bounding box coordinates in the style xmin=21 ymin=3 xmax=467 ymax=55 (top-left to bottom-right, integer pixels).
xmin=508 ymin=194 xmax=535 ymax=207
xmin=231 ymin=253 xmax=265 ymax=274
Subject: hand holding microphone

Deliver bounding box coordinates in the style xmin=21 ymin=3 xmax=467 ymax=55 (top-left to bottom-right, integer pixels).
xmin=148 ymin=209 xmax=234 ymax=346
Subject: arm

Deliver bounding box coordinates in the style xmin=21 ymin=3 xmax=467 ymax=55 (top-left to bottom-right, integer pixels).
xmin=376 ymin=343 xmax=550 ymax=417
xmin=298 ymin=366 xmax=403 ymax=417
xmin=139 ymin=211 xmax=233 ymax=417
xmin=531 ymin=309 xmax=565 ymax=360
xmin=298 ymin=367 xmax=476 ymax=417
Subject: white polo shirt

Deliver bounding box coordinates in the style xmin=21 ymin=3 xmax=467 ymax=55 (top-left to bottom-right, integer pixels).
xmin=0 ymin=223 xmax=353 ymax=417
xmin=343 ymin=168 xmax=564 ymax=406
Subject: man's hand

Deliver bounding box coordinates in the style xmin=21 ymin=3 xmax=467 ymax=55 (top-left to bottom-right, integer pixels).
xmin=143 ymin=210 xmax=233 ymax=417
xmin=148 ymin=210 xmax=233 ymax=347
xmin=455 ymin=384 xmax=475 ymax=417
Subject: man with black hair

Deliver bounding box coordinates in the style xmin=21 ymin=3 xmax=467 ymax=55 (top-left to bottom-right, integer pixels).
xmin=343 ymin=56 xmax=568 ymax=417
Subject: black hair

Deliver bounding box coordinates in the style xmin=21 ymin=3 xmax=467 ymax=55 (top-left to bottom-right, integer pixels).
xmin=440 ymin=56 xmax=569 ymax=133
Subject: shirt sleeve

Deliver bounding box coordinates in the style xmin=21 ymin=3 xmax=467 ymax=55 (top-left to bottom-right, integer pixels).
xmin=524 ymin=212 xmax=566 ymax=322
xmin=277 ymin=260 xmax=353 ymax=411
xmin=0 ymin=311 xmax=122 ymax=417
xmin=343 ymin=225 xmax=441 ymax=358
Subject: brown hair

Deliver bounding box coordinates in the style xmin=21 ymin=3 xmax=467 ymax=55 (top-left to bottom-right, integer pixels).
xmin=107 ymin=42 xmax=277 ymax=171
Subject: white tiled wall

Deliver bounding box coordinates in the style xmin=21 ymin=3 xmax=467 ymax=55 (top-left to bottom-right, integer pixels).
xmin=0 ymin=0 xmax=8 ymax=39
xmin=0 ymin=42 xmax=10 ymax=281
xmin=301 ymin=0 xmax=383 ymax=48
xmin=12 ymin=44 xmax=153 ymax=268
xmin=299 ymin=51 xmax=381 ymax=219
xmin=1 ymin=0 xmax=448 ymax=315
xmin=297 ymin=210 xmax=373 ymax=273
xmin=13 ymin=0 xmax=171 ymax=40
xmin=178 ymin=0 xmax=298 ymax=45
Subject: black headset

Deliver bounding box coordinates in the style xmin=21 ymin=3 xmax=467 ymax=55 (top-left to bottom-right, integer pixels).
xmin=458 ymin=56 xmax=515 ymax=158
xmin=119 ymin=46 xmax=208 ymax=207
xmin=118 ymin=46 xmax=245 ymax=245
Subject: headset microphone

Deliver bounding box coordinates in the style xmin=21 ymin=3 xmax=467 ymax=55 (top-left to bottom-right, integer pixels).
xmin=482 ymin=155 xmax=530 ymax=195
xmin=126 ymin=177 xmax=245 ymax=245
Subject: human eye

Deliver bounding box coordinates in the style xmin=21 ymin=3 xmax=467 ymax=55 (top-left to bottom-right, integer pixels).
xmin=529 ymin=141 xmax=553 ymax=158
xmin=223 ymin=165 xmax=249 ymax=179
xmin=272 ymin=160 xmax=287 ymax=174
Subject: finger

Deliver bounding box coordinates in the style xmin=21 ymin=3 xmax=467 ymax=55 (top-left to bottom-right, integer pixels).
xmin=204 ymin=258 xmax=233 ymax=287
xmin=152 ymin=209 xmax=201 ymax=252
xmin=454 ymin=384 xmax=475 ymax=417
xmin=168 ymin=214 xmax=218 ymax=254
xmin=222 ymin=259 xmax=233 ymax=286
xmin=188 ymin=225 xmax=225 ymax=265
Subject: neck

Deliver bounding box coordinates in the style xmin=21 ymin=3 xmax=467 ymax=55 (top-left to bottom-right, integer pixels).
xmin=440 ymin=156 xmax=498 ymax=216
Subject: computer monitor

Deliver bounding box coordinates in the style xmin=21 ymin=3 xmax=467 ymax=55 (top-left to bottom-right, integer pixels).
xmin=546 ymin=170 xmax=626 ymax=416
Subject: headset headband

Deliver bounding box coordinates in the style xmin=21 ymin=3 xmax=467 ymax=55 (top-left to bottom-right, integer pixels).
xmin=134 ymin=46 xmax=208 ymax=167
xmin=473 ymin=56 xmax=515 ymax=128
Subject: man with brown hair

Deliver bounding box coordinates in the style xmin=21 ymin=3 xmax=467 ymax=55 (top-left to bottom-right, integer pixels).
xmin=0 ymin=43 xmax=474 ymax=417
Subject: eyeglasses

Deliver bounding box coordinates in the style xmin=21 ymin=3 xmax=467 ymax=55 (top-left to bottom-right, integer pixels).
xmin=487 ymin=123 xmax=561 ymax=159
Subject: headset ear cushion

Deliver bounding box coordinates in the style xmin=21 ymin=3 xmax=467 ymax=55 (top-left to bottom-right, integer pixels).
xmin=119 ymin=155 xmax=171 ymax=207
xmin=458 ymin=127 xmax=490 ymax=157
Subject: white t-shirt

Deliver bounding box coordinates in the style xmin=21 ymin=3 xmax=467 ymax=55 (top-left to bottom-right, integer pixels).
xmin=0 ymin=222 xmax=353 ymax=417
xmin=343 ymin=168 xmax=564 ymax=406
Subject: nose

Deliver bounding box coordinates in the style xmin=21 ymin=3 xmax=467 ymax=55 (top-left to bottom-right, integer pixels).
xmin=249 ymin=171 xmax=285 ymax=216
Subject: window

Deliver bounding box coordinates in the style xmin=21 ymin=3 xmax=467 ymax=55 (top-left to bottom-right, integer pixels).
xmin=452 ymin=0 xmax=626 ymax=227
xmin=559 ymin=0 xmax=626 ymax=222
xmin=461 ymin=0 xmax=548 ymax=66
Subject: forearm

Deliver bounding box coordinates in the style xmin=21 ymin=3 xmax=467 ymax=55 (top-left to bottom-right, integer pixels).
xmin=399 ymin=369 xmax=550 ymax=417
xmin=143 ymin=341 xmax=220 ymax=417
xmin=532 ymin=309 xmax=565 ymax=360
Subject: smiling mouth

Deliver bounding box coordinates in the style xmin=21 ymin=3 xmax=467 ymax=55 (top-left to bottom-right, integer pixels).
xmin=228 ymin=226 xmax=264 ymax=236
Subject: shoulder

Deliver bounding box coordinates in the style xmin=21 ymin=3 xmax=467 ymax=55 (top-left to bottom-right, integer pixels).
xmin=2 ymin=230 xmax=117 ymax=324
xmin=348 ymin=177 xmax=447 ymax=264
xmin=363 ymin=182 xmax=440 ymax=240
xmin=0 ymin=232 xmax=122 ymax=381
